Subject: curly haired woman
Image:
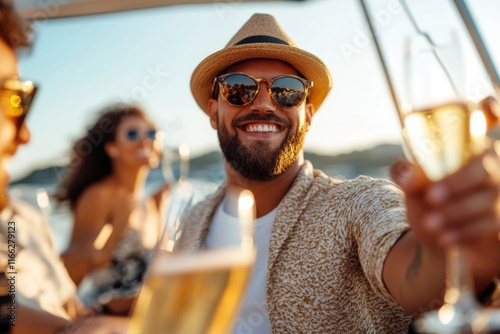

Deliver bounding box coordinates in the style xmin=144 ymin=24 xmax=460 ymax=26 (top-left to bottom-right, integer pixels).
xmin=56 ymin=104 xmax=169 ymax=315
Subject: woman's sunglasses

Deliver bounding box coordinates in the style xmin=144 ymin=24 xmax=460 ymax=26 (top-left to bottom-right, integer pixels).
xmin=213 ymin=72 xmax=313 ymax=108
xmin=0 ymin=77 xmax=38 ymax=131
xmin=124 ymin=128 xmax=157 ymax=142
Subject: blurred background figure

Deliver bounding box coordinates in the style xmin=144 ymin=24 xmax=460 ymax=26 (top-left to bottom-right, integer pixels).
xmin=0 ymin=1 xmax=129 ymax=332
xmin=56 ymin=104 xmax=169 ymax=315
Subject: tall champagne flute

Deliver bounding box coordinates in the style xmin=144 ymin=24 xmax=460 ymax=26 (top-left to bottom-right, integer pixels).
xmin=358 ymin=1 xmax=500 ymax=332
xmin=160 ymin=122 xmax=190 ymax=183
xmin=128 ymin=185 xmax=256 ymax=334
xmin=402 ymin=32 xmax=488 ymax=334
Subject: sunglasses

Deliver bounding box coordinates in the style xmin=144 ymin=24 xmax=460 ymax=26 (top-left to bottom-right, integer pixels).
xmin=124 ymin=128 xmax=157 ymax=142
xmin=213 ymin=72 xmax=313 ymax=108
xmin=0 ymin=77 xmax=38 ymax=131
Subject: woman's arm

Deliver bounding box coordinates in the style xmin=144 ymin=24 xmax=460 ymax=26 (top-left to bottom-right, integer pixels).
xmin=61 ymin=185 xmax=116 ymax=285
xmin=62 ymin=185 xmax=141 ymax=285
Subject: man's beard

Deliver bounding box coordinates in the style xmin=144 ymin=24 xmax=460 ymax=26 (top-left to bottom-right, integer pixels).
xmin=218 ymin=113 xmax=306 ymax=181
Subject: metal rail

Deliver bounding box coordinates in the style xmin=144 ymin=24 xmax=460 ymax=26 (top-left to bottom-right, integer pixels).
xmin=452 ymin=0 xmax=500 ymax=97
xmin=358 ymin=0 xmax=405 ymax=128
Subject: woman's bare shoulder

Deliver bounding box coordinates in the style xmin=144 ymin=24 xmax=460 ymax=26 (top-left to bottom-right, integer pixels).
xmin=74 ymin=178 xmax=121 ymax=213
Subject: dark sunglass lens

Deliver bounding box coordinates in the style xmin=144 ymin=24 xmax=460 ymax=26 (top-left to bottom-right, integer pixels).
xmin=271 ymin=77 xmax=306 ymax=108
xmin=16 ymin=114 xmax=27 ymax=130
xmin=17 ymin=91 xmax=36 ymax=130
xmin=146 ymin=129 xmax=157 ymax=140
xmin=126 ymin=130 xmax=139 ymax=141
xmin=222 ymin=74 xmax=258 ymax=106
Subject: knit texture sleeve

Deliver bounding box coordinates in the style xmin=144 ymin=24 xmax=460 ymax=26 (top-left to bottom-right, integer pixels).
xmin=348 ymin=176 xmax=410 ymax=304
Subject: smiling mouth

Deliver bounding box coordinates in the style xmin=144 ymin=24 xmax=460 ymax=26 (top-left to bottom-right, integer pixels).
xmin=241 ymin=123 xmax=281 ymax=133
xmin=136 ymin=149 xmax=153 ymax=158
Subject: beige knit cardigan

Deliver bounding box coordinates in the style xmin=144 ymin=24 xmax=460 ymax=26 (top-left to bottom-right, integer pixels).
xmin=180 ymin=161 xmax=412 ymax=333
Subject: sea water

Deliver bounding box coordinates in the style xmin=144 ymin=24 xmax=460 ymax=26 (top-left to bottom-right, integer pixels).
xmin=8 ymin=178 xmax=219 ymax=255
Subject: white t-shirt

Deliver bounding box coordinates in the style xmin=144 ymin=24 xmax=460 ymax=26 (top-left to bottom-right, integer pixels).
xmin=203 ymin=197 xmax=276 ymax=334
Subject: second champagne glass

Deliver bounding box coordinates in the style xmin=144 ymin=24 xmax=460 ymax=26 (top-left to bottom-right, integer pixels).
xmin=402 ymin=32 xmax=488 ymax=334
xmin=160 ymin=122 xmax=190 ymax=183
xmin=128 ymin=185 xmax=256 ymax=334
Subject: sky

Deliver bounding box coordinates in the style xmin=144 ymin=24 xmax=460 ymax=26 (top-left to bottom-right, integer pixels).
xmin=9 ymin=0 xmax=500 ymax=181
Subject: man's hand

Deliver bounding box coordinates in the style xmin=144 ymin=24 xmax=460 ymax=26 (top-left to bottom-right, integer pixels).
xmin=482 ymin=96 xmax=500 ymax=131
xmin=59 ymin=314 xmax=129 ymax=334
xmin=392 ymin=96 xmax=500 ymax=250
xmin=384 ymin=96 xmax=500 ymax=313
xmin=392 ymin=144 xmax=500 ymax=243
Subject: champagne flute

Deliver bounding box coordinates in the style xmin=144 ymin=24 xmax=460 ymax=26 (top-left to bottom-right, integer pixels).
xmin=402 ymin=31 xmax=488 ymax=334
xmin=128 ymin=186 xmax=256 ymax=334
xmin=358 ymin=1 xmax=500 ymax=331
xmin=160 ymin=122 xmax=190 ymax=183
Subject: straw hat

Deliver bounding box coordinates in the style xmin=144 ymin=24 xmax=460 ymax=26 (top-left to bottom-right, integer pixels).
xmin=190 ymin=13 xmax=333 ymax=115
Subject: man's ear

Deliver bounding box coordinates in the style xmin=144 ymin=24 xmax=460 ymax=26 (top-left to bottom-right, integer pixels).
xmin=207 ymin=98 xmax=218 ymax=130
xmin=305 ymin=103 xmax=314 ymax=131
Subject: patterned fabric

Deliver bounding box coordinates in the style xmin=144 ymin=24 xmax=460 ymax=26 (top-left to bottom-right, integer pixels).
xmin=77 ymin=228 xmax=150 ymax=309
xmin=0 ymin=200 xmax=76 ymax=320
xmin=180 ymin=161 xmax=413 ymax=333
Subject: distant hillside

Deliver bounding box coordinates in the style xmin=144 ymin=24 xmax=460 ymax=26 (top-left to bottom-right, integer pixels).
xmin=304 ymin=144 xmax=404 ymax=178
xmin=11 ymin=166 xmax=66 ymax=186
xmin=10 ymin=143 xmax=404 ymax=186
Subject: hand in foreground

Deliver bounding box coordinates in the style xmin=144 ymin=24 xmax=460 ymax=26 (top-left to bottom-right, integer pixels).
xmin=482 ymin=96 xmax=500 ymax=130
xmin=391 ymin=141 xmax=500 ymax=279
xmin=392 ymin=96 xmax=500 ymax=267
xmin=58 ymin=315 xmax=129 ymax=334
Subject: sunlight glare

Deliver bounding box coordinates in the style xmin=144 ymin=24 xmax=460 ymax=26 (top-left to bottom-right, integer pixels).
xmin=437 ymin=304 xmax=455 ymax=325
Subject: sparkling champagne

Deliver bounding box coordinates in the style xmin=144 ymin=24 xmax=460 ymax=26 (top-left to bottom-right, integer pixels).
xmin=128 ymin=247 xmax=255 ymax=334
xmin=403 ymin=101 xmax=484 ymax=181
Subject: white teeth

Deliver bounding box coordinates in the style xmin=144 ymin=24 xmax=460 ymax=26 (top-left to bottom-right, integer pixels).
xmin=247 ymin=124 xmax=278 ymax=133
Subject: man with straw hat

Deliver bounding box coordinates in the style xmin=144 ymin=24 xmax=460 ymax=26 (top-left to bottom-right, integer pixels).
xmin=186 ymin=13 xmax=500 ymax=333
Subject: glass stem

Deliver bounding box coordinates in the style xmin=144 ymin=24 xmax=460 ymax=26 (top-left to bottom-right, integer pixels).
xmin=444 ymin=245 xmax=479 ymax=312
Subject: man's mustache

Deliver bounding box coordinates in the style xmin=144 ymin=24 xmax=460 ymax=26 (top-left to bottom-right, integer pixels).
xmin=231 ymin=113 xmax=291 ymax=128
